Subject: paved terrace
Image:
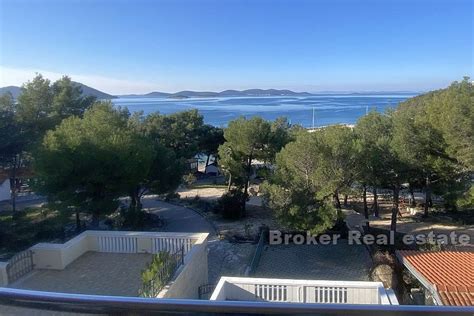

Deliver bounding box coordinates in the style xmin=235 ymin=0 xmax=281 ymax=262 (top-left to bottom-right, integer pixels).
xmin=10 ymin=252 xmax=152 ymax=296
xmin=255 ymin=242 xmax=372 ymax=281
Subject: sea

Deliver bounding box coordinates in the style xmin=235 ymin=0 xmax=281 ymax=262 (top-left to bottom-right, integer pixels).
xmin=112 ymin=94 xmax=416 ymax=128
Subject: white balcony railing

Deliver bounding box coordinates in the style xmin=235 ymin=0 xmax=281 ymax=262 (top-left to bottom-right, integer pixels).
xmin=210 ymin=277 xmax=398 ymax=305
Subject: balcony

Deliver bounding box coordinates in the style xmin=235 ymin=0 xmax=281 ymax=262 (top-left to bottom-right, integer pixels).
xmin=210 ymin=277 xmax=399 ymax=304
xmin=0 ymin=230 xmax=209 ymax=299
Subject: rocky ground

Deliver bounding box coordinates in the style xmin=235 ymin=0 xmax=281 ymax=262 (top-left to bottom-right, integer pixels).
xmin=207 ymin=239 xmax=256 ymax=284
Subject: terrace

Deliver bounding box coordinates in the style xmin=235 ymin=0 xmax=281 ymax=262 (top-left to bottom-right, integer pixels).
xmin=0 ymin=230 xmax=209 ymax=299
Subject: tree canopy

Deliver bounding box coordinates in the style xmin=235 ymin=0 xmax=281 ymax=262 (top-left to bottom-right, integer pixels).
xmin=34 ymin=102 xmax=152 ymax=224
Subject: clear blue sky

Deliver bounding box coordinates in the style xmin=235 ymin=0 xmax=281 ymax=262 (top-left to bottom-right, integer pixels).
xmin=0 ymin=0 xmax=472 ymax=94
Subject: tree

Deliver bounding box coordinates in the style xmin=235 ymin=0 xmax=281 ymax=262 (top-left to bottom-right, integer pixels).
xmin=198 ymin=125 xmax=224 ymax=167
xmin=391 ymin=102 xmax=457 ymax=216
xmin=0 ymin=92 xmax=26 ymax=211
xmin=309 ymin=126 xmax=358 ymax=215
xmin=218 ymin=117 xmax=273 ymax=216
xmin=423 ymin=77 xmax=473 ymax=171
xmin=143 ymin=109 xmax=204 ymax=160
xmin=51 ymin=76 xmax=96 ymax=123
xmin=127 ymin=112 xmax=186 ymax=210
xmin=0 ymin=74 xmax=96 ymax=211
xmin=268 ymin=117 xmax=293 ymax=163
xmin=34 ymin=102 xmax=152 ymax=225
xmin=355 ymin=111 xmax=394 ymax=218
xmin=262 ymin=131 xmax=336 ymax=234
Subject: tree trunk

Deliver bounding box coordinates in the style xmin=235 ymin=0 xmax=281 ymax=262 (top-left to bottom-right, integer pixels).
xmin=343 ymin=194 xmax=348 ymax=207
xmin=227 ymin=173 xmax=232 ymax=191
xmin=334 ymin=192 xmax=341 ymax=218
xmin=409 ymin=185 xmax=416 ymax=207
xmin=242 ymin=156 xmax=253 ymax=217
xmin=334 ymin=193 xmax=341 ymax=209
xmin=390 ymin=186 xmax=400 ymax=233
xmin=129 ymin=186 xmax=142 ymax=212
xmin=363 ymin=186 xmax=368 ymax=219
xmin=10 ymin=155 xmax=19 ymax=212
xmin=424 ymin=176 xmax=431 ymax=217
xmin=373 ymin=187 xmax=379 ymax=217
xmin=205 ymin=154 xmax=211 ymax=167
xmin=75 ymin=210 xmax=81 ymax=232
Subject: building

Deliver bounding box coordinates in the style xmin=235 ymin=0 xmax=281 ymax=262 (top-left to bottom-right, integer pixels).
xmin=0 ymin=178 xmax=10 ymax=202
xmin=396 ymin=250 xmax=474 ymax=306
xmin=204 ymin=162 xmax=220 ymax=176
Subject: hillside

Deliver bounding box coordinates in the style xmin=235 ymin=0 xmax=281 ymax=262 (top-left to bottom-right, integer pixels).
xmin=0 ymin=83 xmax=115 ymax=100
xmin=0 ymin=86 xmax=22 ymax=99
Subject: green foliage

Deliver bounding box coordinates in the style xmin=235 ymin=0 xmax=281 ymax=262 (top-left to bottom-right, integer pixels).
xmin=261 ymin=131 xmax=339 ymax=234
xmin=456 ymin=185 xmax=474 ymax=210
xmin=142 ymin=109 xmax=204 ymax=160
xmin=354 ymin=111 xmax=394 ymax=188
xmin=139 ymin=251 xmax=177 ymax=297
xmin=183 ymin=172 xmax=197 ymax=187
xmin=310 ymin=126 xmax=358 ymax=201
xmin=215 ymin=189 xmax=247 ymax=219
xmin=262 ymin=182 xmax=336 ymax=234
xmin=198 ymin=124 xmax=225 ymax=162
xmin=419 ymin=77 xmax=473 ymax=170
xmin=34 ymin=102 xmax=152 ymax=224
xmin=218 ymin=116 xmax=291 ymax=214
xmin=391 ymin=78 xmax=473 ymax=210
xmin=0 ymin=74 xmax=96 ymax=211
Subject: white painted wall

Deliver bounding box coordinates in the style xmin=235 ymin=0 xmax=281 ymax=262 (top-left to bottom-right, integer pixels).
xmin=158 ymin=233 xmax=209 ymax=299
xmin=0 ymin=180 xmax=10 ymax=202
xmin=210 ymin=277 xmax=398 ymax=305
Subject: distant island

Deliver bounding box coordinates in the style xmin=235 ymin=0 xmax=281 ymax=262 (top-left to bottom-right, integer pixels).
xmin=0 ymin=84 xmax=420 ymax=101
xmin=118 ymin=89 xmax=314 ymax=98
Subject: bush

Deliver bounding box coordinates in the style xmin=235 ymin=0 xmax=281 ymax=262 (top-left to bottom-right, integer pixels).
xmin=139 ymin=251 xmax=176 ymax=297
xmin=215 ymin=189 xmax=246 ymax=219
xmin=120 ymin=207 xmax=148 ymax=229
xmin=164 ymin=192 xmax=180 ymax=201
xmin=182 ymin=173 xmax=197 ymax=187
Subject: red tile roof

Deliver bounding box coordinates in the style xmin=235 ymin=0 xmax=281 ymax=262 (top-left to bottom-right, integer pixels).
xmin=397 ymin=250 xmax=474 ymax=306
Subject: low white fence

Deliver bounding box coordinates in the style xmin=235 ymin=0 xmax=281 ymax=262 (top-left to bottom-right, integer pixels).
xmin=210 ymin=277 xmax=397 ymax=305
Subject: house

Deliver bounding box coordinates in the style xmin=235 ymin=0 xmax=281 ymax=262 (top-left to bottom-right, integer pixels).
xmin=0 ymin=177 xmax=10 ymax=202
xmin=204 ymin=162 xmax=220 ymax=176
xmin=396 ymin=250 xmax=474 ymax=306
xmin=186 ymin=158 xmax=199 ymax=173
xmin=210 ymin=276 xmax=399 ymax=305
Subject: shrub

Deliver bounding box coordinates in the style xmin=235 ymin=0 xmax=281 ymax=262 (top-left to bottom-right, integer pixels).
xmin=120 ymin=207 xmax=148 ymax=229
xmin=164 ymin=192 xmax=180 ymax=201
xmin=182 ymin=173 xmax=197 ymax=187
xmin=139 ymin=251 xmax=176 ymax=297
xmin=215 ymin=189 xmax=246 ymax=219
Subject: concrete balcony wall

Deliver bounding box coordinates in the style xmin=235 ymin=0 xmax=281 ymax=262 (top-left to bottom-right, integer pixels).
xmin=210 ymin=277 xmax=398 ymax=305
xmin=157 ymin=233 xmax=209 ymax=299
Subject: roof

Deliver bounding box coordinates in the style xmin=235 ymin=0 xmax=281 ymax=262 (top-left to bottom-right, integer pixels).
xmin=397 ymin=250 xmax=474 ymax=306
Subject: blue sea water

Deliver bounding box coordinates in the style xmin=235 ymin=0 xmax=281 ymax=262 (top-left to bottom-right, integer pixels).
xmin=112 ymin=94 xmax=416 ymax=127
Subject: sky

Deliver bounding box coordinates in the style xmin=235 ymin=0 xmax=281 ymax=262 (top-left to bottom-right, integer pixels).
xmin=0 ymin=0 xmax=472 ymax=94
